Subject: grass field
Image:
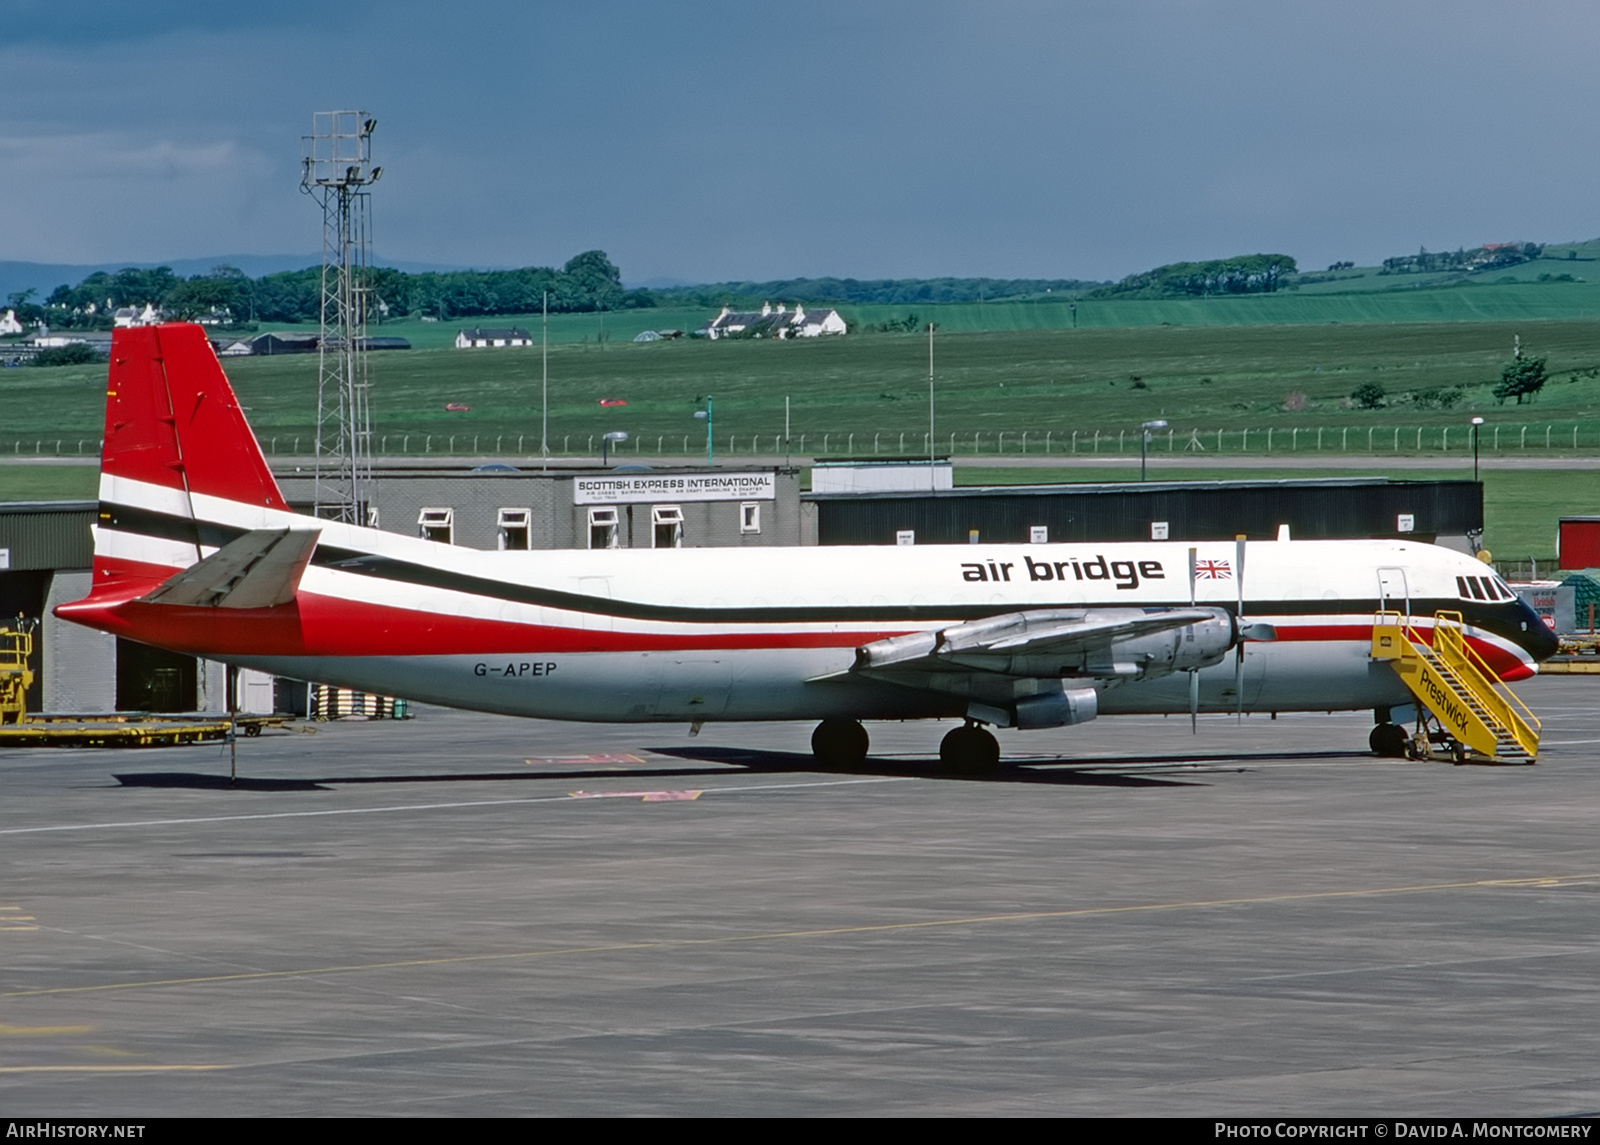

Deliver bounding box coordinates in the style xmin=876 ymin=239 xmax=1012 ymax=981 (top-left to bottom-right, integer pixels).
xmin=243 ymin=239 xmax=1600 ymax=350
xmin=0 ymin=464 xmax=96 ymax=501
xmin=8 ymin=319 xmax=1600 ymax=459
xmin=306 ymin=274 xmax=1600 ymax=345
xmin=10 ymin=249 xmax=1600 ymax=577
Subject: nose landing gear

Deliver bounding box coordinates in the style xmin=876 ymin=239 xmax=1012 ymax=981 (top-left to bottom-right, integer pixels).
xmin=1369 ymin=721 xmax=1410 ymax=758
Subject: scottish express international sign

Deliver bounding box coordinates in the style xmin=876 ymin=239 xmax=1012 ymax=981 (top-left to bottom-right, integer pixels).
xmin=572 ymin=472 xmax=777 ymax=505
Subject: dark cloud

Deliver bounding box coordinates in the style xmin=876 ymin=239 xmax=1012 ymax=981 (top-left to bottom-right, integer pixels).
xmin=1 ymin=1 xmax=1596 ymax=281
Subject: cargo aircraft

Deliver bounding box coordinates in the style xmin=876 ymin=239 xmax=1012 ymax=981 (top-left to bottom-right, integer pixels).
xmin=58 ymin=325 xmax=1557 ymax=768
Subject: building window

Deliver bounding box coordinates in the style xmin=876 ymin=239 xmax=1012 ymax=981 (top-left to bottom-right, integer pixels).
xmin=418 ymin=507 xmax=454 ymax=545
xmin=652 ymin=505 xmax=684 ymax=548
xmin=588 ymin=507 xmax=619 ymax=549
xmin=498 ymin=507 xmax=531 ymax=550
xmin=740 ymin=502 xmax=761 ymax=534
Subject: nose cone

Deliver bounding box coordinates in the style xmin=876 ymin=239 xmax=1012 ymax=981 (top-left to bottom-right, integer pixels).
xmin=1515 ymin=598 xmax=1561 ymax=662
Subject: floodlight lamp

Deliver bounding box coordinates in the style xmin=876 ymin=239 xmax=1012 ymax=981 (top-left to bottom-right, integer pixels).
xmin=1142 ymin=419 xmax=1168 ymax=430
xmin=693 ymin=410 xmax=708 ymax=420
xmin=363 ymin=118 xmax=377 ymax=135
xmin=369 ymin=167 xmax=383 ymax=183
xmin=1471 ymin=416 xmax=1485 ymax=426
xmin=604 ymin=431 xmax=629 ymax=442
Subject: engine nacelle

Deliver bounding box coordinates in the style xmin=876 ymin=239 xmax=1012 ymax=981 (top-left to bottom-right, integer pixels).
xmin=1096 ymin=610 xmax=1236 ymax=679
xmin=1015 ymin=685 xmax=1099 ymax=729
xmin=955 ymin=608 xmax=1236 ymax=683
xmin=967 ymin=685 xmax=1099 ymax=730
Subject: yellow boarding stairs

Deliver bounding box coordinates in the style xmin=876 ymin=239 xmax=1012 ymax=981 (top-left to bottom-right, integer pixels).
xmin=0 ymin=621 xmax=35 ymax=725
xmin=1371 ymin=610 xmax=1540 ymax=763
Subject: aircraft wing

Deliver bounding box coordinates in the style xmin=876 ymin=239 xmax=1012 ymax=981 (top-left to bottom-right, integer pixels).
xmin=140 ymin=527 xmax=321 ymax=609
xmin=812 ymin=605 xmax=1235 ymax=694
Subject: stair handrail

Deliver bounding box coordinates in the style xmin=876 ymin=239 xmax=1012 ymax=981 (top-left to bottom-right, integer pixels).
xmin=1430 ymin=610 xmax=1541 ymax=740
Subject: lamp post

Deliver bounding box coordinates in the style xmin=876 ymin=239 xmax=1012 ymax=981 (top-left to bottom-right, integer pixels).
xmin=601 ymin=431 xmax=628 ymax=465
xmin=694 ymin=397 xmax=714 ymax=467
xmin=1470 ymin=416 xmax=1484 ymax=483
xmin=1140 ymin=419 xmax=1168 ymax=481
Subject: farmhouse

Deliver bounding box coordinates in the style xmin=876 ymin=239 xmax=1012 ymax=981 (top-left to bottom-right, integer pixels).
xmin=455 ymin=327 xmax=533 ymax=349
xmin=702 ymin=303 xmax=846 ymax=340
xmin=0 ymin=310 xmax=24 ymax=336
xmin=112 ymin=303 xmax=163 ymax=328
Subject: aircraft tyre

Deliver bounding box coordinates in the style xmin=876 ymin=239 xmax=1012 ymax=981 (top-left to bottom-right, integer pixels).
xmin=812 ymin=718 xmax=869 ymax=766
xmin=1369 ymin=722 xmax=1409 ymax=758
xmin=940 ymin=724 xmax=1002 ymax=772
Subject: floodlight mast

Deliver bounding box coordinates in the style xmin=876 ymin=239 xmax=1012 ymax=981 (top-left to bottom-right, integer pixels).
xmin=301 ymin=111 xmax=380 ymax=526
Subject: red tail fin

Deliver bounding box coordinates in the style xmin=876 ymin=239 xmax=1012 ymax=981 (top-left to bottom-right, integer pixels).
xmin=105 ymin=324 xmax=287 ymax=511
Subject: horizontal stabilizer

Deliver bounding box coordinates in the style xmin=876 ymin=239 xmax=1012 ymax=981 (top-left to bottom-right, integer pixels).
xmin=140 ymin=528 xmax=320 ymax=609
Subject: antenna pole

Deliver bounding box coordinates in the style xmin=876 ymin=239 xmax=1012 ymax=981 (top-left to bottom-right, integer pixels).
xmin=928 ymin=322 xmax=935 ymax=490
xmin=302 ymin=111 xmax=379 ymax=526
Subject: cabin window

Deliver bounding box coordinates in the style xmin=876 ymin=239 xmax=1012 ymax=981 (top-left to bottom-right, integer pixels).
xmin=588 ymin=507 xmax=619 ymax=549
xmin=739 ymin=502 xmax=761 ymax=534
xmin=418 ymin=507 xmax=454 ymax=545
xmin=652 ymin=505 xmax=684 ymax=549
xmin=498 ymin=507 xmax=531 ymax=551
xmin=1468 ymin=577 xmax=1487 ymax=601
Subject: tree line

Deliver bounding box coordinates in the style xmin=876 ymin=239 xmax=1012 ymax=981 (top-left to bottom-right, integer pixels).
xmin=9 ymin=258 xmax=1113 ymax=332
xmin=7 ymin=251 xmax=648 ymax=329
xmin=649 ymin=275 xmax=1104 ymax=309
xmin=1380 ymin=243 xmax=1543 ymax=276
xmin=1088 ymin=254 xmax=1297 ymax=300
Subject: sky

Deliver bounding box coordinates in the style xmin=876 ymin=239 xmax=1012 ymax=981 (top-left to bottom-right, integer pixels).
xmin=2 ymin=0 xmax=1598 ymax=285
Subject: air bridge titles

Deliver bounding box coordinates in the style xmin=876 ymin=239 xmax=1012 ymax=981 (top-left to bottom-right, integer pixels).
xmin=574 ymin=473 xmax=776 ymax=505
xmin=961 ymin=554 xmax=1167 ymax=590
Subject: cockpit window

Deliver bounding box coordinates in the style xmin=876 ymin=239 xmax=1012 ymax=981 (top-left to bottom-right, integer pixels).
xmin=1459 ymin=574 xmax=1513 ymax=601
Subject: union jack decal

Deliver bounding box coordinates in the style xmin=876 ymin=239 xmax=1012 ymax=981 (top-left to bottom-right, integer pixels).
xmin=1194 ymin=559 xmax=1232 ymax=580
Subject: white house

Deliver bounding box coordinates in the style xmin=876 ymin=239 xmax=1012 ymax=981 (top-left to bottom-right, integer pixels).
xmin=704 ymin=302 xmax=846 ymax=340
xmin=112 ymin=303 xmax=163 ymax=328
xmin=790 ymin=305 xmax=847 ymax=337
xmin=0 ymin=310 xmax=23 ymax=336
xmin=455 ymin=326 xmax=533 ymax=348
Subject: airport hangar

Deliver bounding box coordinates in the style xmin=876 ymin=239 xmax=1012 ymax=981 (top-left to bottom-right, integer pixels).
xmin=0 ymin=463 xmax=1483 ymax=718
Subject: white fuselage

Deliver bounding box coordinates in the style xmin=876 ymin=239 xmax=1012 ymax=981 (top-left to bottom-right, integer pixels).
xmin=89 ymin=474 xmax=1543 ymax=726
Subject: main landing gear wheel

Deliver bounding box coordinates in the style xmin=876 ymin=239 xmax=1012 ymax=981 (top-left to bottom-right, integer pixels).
xmin=811 ymin=718 xmax=869 ymax=767
xmin=940 ymin=723 xmax=1002 ymax=772
xmin=1369 ymin=722 xmax=1409 ymax=758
